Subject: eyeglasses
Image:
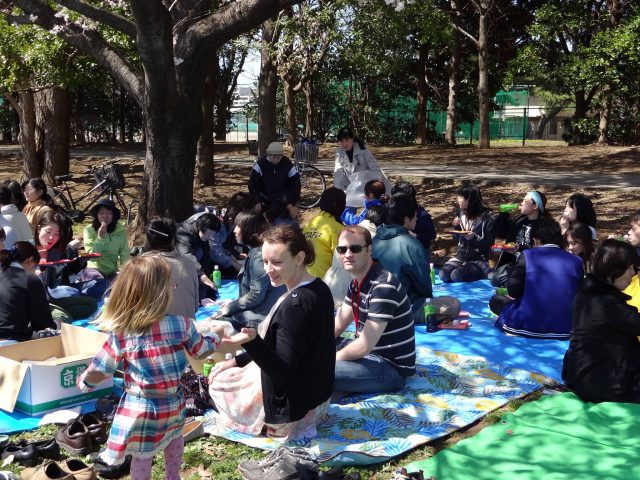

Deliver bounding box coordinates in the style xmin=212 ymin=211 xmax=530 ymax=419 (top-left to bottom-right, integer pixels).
xmin=336 ymin=245 xmax=367 ymax=254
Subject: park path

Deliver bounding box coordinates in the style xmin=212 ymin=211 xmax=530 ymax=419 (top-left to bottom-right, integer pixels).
xmin=2 ymin=145 xmax=639 ymax=189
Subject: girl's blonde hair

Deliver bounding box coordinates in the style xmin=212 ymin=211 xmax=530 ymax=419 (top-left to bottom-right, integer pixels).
xmin=94 ymin=255 xmax=172 ymax=334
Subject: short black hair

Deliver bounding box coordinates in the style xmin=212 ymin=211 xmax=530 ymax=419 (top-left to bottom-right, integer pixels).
xmin=365 ymin=205 xmax=385 ymax=226
xmin=391 ymin=181 xmax=416 ymax=199
xmin=0 ymin=186 xmax=11 ymax=205
xmin=592 ymin=239 xmax=637 ymax=283
xmin=195 ymin=213 xmax=221 ymax=233
xmin=532 ymin=217 xmax=564 ymax=247
xmin=147 ymin=217 xmax=176 ymax=250
xmin=319 ymin=187 xmax=346 ymax=223
xmin=0 ymin=226 xmax=5 ymax=241
xmin=386 ymin=193 xmax=417 ymax=226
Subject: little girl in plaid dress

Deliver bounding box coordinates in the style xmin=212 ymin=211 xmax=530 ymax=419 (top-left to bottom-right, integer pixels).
xmin=77 ymin=255 xmax=223 ymax=480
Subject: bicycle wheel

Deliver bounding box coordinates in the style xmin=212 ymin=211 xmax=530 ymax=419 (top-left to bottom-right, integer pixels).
xmin=53 ymin=189 xmax=72 ymax=211
xmin=297 ymin=163 xmax=326 ymax=209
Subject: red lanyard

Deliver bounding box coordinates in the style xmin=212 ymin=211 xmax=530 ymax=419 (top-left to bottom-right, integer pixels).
xmin=351 ymin=267 xmax=372 ymax=336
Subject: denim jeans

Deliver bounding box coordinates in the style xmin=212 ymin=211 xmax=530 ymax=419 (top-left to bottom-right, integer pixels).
xmin=334 ymin=338 xmax=406 ymax=394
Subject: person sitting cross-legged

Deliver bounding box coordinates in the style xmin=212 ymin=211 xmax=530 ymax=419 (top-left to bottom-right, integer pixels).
xmin=372 ymin=193 xmax=460 ymax=323
xmin=333 ymin=226 xmax=416 ymax=394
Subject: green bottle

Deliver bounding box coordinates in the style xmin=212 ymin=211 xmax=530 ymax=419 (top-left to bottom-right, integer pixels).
xmin=429 ymin=262 xmax=436 ymax=286
xmin=203 ymin=355 xmax=215 ymax=376
xmin=499 ymin=203 xmax=519 ymax=213
xmin=424 ymin=299 xmax=438 ymax=332
xmin=212 ymin=265 xmax=222 ymax=288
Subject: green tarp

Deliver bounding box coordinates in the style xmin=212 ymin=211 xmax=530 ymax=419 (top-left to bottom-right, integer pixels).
xmin=406 ymin=392 xmax=640 ymax=479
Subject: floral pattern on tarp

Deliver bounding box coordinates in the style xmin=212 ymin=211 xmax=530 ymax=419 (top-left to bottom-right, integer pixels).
xmin=203 ymin=346 xmax=545 ymax=466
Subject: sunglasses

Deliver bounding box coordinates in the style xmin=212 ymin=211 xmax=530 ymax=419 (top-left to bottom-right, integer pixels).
xmin=336 ymin=244 xmax=367 ymax=254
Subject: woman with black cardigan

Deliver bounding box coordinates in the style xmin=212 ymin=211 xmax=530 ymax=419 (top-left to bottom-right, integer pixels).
xmin=0 ymin=241 xmax=56 ymax=343
xmin=563 ymin=239 xmax=640 ymax=403
xmin=210 ymin=224 xmax=335 ymax=440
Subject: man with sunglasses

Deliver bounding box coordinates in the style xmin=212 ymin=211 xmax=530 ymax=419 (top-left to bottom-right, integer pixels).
xmin=333 ymin=226 xmax=416 ymax=394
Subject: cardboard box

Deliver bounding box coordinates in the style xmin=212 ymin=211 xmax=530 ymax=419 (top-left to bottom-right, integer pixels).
xmin=0 ymin=324 xmax=113 ymax=416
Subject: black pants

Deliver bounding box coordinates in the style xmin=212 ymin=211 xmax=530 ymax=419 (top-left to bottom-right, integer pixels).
xmin=489 ymin=294 xmax=513 ymax=315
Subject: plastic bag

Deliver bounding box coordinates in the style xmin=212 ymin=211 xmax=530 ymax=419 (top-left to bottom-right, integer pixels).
xmin=345 ymin=170 xmax=380 ymax=208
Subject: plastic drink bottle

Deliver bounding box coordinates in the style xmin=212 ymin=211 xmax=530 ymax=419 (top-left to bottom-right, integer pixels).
xmin=499 ymin=203 xmax=519 ymax=213
xmin=424 ymin=299 xmax=438 ymax=333
xmin=202 ymin=355 xmax=215 ymax=376
xmin=430 ymin=263 xmax=436 ymax=286
xmin=212 ymin=265 xmax=222 ymax=288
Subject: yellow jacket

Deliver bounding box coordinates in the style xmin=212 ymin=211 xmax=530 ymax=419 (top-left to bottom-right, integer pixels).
xmin=623 ymin=275 xmax=640 ymax=342
xmin=303 ymin=211 xmax=343 ymax=279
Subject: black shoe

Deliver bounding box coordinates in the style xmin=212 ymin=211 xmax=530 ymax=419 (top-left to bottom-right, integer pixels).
xmin=0 ymin=443 xmax=39 ymax=467
xmin=30 ymin=438 xmax=60 ymax=460
xmin=92 ymin=455 xmax=131 ymax=479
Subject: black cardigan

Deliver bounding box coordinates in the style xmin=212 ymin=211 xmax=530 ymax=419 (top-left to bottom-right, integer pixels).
xmin=0 ymin=266 xmax=56 ymax=341
xmin=238 ymin=278 xmax=335 ymax=424
xmin=563 ymin=275 xmax=640 ymax=403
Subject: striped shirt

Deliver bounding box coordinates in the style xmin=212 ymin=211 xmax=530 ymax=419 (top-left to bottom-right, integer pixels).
xmin=345 ymin=263 xmax=416 ymax=374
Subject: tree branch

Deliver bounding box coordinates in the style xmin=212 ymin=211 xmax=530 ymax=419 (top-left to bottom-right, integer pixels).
xmin=0 ymin=89 xmax=20 ymax=114
xmin=452 ymin=23 xmax=479 ymax=48
xmin=57 ymin=0 xmax=136 ymax=37
xmin=188 ymin=0 xmax=297 ymax=51
xmin=9 ymin=0 xmax=143 ymax=107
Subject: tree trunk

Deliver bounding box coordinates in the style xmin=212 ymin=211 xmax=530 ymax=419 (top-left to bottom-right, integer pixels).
xmin=283 ymin=76 xmax=297 ymax=140
xmin=415 ymin=43 xmax=428 ymax=145
xmin=571 ymin=90 xmax=588 ymax=145
xmin=258 ymin=17 xmax=279 ymax=157
xmin=137 ymin=99 xmax=201 ymax=231
xmin=477 ymin=5 xmax=491 ymax=149
xmin=303 ymin=79 xmax=314 ymax=138
xmin=196 ymin=58 xmax=216 ymax=186
xmin=445 ymin=16 xmax=460 ymax=145
xmin=17 ymin=91 xmax=40 ymax=180
xmin=34 ymin=86 xmax=71 ymax=184
xmin=597 ymin=86 xmax=612 ymax=145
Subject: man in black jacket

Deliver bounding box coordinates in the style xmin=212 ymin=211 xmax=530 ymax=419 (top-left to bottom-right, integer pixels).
xmin=176 ymin=213 xmax=220 ymax=299
xmin=248 ymin=142 xmax=301 ymax=208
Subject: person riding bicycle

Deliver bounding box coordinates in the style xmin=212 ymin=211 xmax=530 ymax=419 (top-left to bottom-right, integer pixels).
xmin=248 ymin=142 xmax=301 ymax=210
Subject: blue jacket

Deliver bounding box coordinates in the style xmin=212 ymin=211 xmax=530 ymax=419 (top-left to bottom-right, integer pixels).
xmin=224 ymin=246 xmax=286 ymax=328
xmin=341 ymin=198 xmax=382 ymax=226
xmin=372 ymin=224 xmax=432 ymax=312
xmin=415 ymin=205 xmax=436 ymax=251
xmin=495 ymin=246 xmax=583 ymax=339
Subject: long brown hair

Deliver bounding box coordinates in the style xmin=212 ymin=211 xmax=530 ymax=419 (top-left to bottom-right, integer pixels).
xmin=94 ymin=256 xmax=172 ymax=334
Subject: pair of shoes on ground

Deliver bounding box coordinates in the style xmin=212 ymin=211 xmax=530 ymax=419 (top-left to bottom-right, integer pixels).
xmin=21 ymin=459 xmax=95 ymax=480
xmin=0 ymin=439 xmax=60 ymax=467
xmin=88 ymin=454 xmax=131 ymax=480
xmin=55 ymin=414 xmax=107 ymax=456
xmin=239 ymin=446 xmax=319 ymax=480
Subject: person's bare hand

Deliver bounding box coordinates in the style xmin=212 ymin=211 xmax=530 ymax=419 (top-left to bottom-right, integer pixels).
xmin=98 ymin=221 xmax=108 ymax=238
xmin=222 ymin=328 xmax=257 ymax=346
xmin=209 ymin=357 xmax=237 ymax=381
xmin=452 ymin=217 xmax=461 ymax=227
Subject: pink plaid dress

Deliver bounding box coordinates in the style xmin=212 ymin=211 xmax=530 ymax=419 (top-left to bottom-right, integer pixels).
xmin=84 ymin=315 xmax=219 ymax=462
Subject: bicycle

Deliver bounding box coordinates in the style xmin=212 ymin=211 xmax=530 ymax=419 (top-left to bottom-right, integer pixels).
xmin=53 ymin=162 xmax=137 ymax=225
xmin=284 ymin=134 xmax=326 ymax=209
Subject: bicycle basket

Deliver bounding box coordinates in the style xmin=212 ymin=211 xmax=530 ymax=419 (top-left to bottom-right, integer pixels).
xmin=294 ymin=143 xmax=319 ymax=163
xmin=100 ymin=164 xmax=126 ymax=188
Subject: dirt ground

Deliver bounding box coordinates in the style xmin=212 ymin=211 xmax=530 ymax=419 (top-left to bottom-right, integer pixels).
xmin=1 ymin=143 xmax=639 ymax=250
